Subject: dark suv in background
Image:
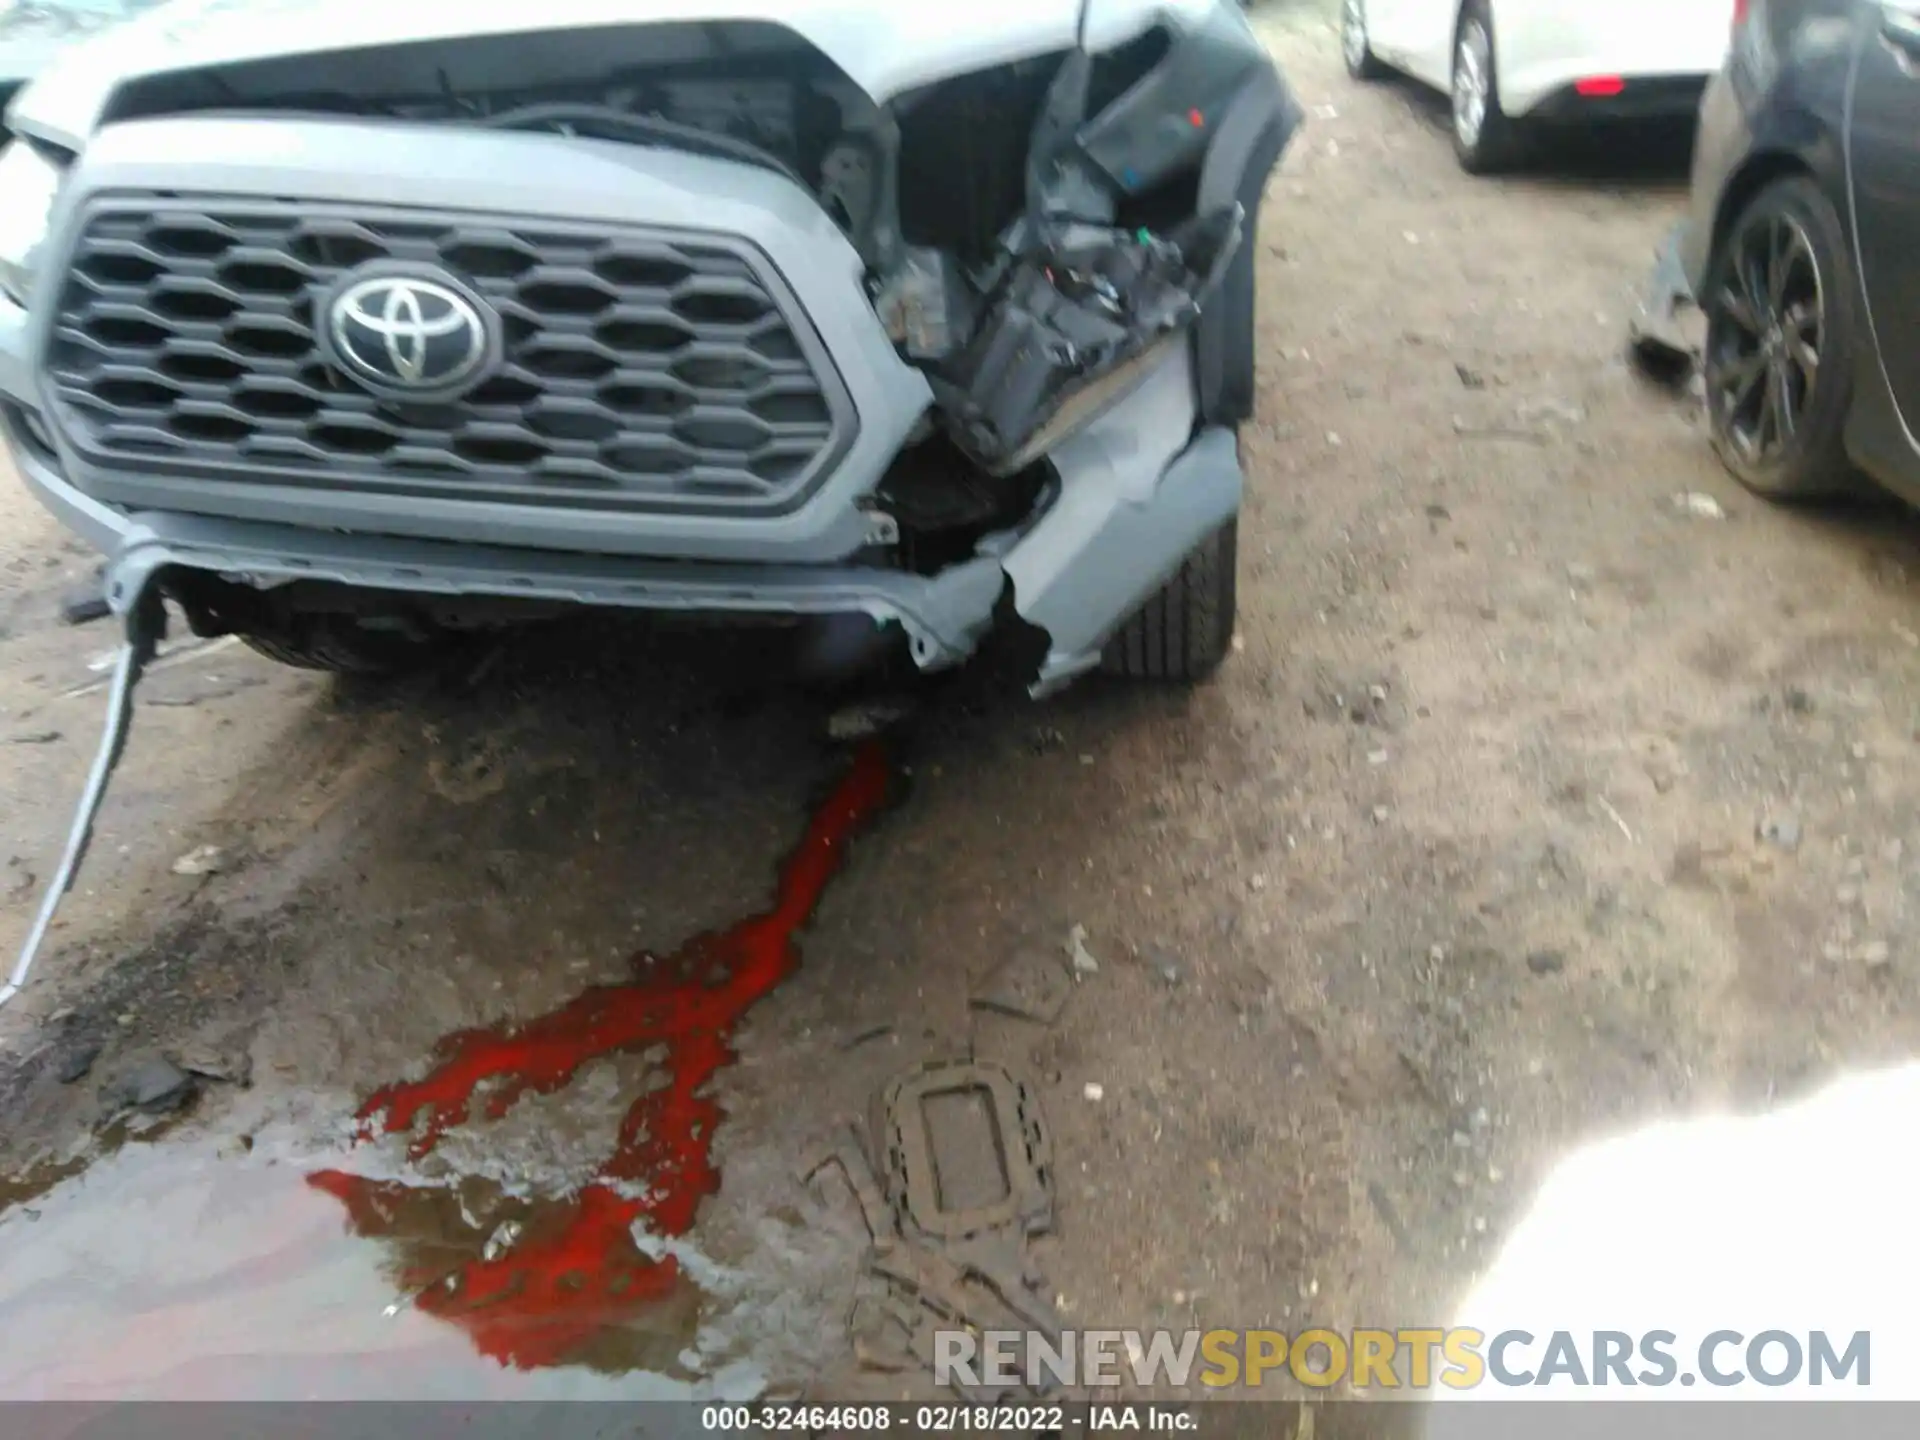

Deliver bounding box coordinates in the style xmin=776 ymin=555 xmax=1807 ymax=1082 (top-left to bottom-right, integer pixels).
xmin=1640 ymin=0 xmax=1920 ymax=506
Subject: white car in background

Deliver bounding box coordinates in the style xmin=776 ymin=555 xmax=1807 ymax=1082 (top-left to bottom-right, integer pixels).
xmin=1341 ymin=0 xmax=1734 ymax=172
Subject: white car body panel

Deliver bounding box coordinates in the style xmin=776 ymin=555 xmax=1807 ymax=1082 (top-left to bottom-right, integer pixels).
xmin=6 ymin=0 xmax=1218 ymax=150
xmin=1368 ymin=0 xmax=1730 ymax=119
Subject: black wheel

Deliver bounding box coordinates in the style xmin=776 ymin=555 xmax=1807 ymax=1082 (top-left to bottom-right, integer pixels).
xmin=1343 ymin=0 xmax=1389 ymax=81
xmin=1451 ymin=1 xmax=1521 ymax=174
xmin=240 ymin=615 xmax=456 ymax=675
xmin=1101 ymin=518 xmax=1239 ymax=684
xmin=1701 ymin=177 xmax=1856 ymax=500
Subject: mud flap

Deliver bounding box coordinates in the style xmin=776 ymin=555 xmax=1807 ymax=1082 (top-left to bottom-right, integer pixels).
xmin=1002 ymin=349 xmax=1241 ymax=697
xmin=1628 ymin=223 xmax=1704 ymax=377
xmin=1 ymin=580 xmax=164 ymax=1008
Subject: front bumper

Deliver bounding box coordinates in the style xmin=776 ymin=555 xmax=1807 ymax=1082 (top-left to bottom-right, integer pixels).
xmin=19 ymin=343 xmax=1242 ymax=695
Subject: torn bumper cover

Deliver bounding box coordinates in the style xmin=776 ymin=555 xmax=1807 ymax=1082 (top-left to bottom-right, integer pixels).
xmin=1005 ymin=346 xmax=1238 ymax=694
xmin=101 ymin=510 xmax=1010 ymax=675
xmin=1628 ymin=222 xmax=1704 ymax=372
xmin=77 ymin=347 xmax=1238 ymax=692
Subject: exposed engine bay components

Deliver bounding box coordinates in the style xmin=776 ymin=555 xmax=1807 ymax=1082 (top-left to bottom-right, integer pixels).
xmin=872 ymin=248 xmax=980 ymax=364
xmin=934 ymin=207 xmax=1244 ymax=475
xmin=871 ymin=0 xmax=1260 ymax=470
xmin=819 ymin=137 xmax=881 ymax=245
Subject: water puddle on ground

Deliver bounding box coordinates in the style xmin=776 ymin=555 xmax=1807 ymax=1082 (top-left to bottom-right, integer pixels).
xmin=0 ymin=741 xmax=893 ymax=1398
xmin=0 ymin=1138 xmax=667 ymax=1399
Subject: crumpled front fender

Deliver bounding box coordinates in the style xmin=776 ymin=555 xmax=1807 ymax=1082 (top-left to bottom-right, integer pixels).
xmin=1003 ymin=345 xmax=1240 ymax=697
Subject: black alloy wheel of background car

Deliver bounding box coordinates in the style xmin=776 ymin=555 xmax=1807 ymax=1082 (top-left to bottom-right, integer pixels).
xmin=1634 ymin=0 xmax=1920 ymax=513
xmin=1704 ymin=179 xmax=1850 ymax=503
xmin=1701 ymin=177 xmax=1856 ymax=500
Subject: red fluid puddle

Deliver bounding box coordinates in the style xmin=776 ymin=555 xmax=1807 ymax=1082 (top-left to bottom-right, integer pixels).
xmin=310 ymin=740 xmax=892 ymax=1370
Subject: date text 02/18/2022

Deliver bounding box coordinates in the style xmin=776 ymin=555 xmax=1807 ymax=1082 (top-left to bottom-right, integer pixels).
xmin=697 ymin=1404 xmax=1202 ymax=1431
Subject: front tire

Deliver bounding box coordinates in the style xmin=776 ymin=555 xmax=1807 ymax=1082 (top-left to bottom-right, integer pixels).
xmin=1102 ymin=519 xmax=1239 ymax=684
xmin=239 ymin=615 xmax=457 ymax=675
xmin=1451 ymin=2 xmax=1521 ymax=174
xmin=1343 ymin=0 xmax=1389 ymax=81
xmin=1701 ymin=176 xmax=1856 ymax=501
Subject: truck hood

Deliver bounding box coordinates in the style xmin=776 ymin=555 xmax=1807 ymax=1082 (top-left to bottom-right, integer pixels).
xmin=0 ymin=1 xmax=162 ymax=90
xmin=4 ymin=0 xmax=1212 ymax=149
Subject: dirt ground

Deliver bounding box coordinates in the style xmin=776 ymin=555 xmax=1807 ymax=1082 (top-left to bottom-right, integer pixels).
xmin=4 ymin=0 xmax=1920 ymax=1418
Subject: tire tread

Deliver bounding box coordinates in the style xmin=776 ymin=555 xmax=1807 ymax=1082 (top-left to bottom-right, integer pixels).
xmin=240 ymin=618 xmax=451 ymax=676
xmin=1101 ymin=519 xmax=1239 ymax=684
xmin=1703 ymin=176 xmax=1858 ymax=502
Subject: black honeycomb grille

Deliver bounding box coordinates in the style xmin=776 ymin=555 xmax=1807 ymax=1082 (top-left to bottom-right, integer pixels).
xmin=45 ymin=202 xmax=850 ymax=514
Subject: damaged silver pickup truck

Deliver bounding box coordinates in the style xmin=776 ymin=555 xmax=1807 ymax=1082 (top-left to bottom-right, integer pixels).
xmin=0 ymin=0 xmax=1299 ymax=999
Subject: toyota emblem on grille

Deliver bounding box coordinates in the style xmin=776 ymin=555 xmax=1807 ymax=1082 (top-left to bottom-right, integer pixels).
xmin=326 ymin=269 xmax=497 ymax=396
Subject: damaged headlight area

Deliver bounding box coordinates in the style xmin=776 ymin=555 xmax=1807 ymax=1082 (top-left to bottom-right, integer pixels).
xmin=863 ymin=0 xmax=1270 ymax=471
xmin=932 ymin=207 xmax=1243 ymax=475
